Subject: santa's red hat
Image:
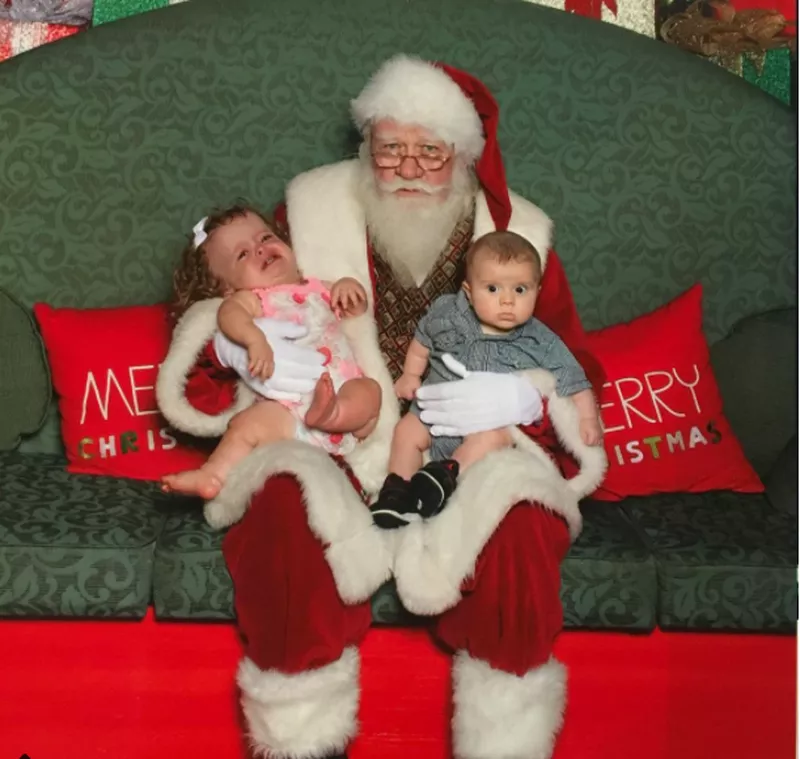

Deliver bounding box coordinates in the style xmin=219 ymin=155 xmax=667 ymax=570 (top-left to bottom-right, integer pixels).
xmin=351 ymin=54 xmax=512 ymax=231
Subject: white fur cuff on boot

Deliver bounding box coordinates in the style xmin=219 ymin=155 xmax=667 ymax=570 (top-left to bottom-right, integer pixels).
xmin=452 ymin=653 xmax=566 ymax=759
xmin=237 ymin=648 xmax=360 ymax=759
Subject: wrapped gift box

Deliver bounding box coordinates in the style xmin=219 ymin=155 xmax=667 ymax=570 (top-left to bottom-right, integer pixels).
xmin=524 ymin=0 xmax=656 ymax=37
xmin=659 ymin=0 xmax=795 ymax=105
xmin=92 ymin=0 xmax=186 ymax=26
xmin=720 ymin=47 xmax=795 ymax=105
xmin=0 ymin=18 xmax=83 ymax=62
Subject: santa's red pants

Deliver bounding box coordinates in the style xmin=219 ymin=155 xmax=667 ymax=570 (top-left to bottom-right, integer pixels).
xmin=223 ymin=473 xmax=571 ymax=759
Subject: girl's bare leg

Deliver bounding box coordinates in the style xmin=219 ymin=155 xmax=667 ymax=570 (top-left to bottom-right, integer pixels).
xmin=162 ymin=401 xmax=295 ymax=499
xmin=304 ymin=374 xmax=382 ymax=438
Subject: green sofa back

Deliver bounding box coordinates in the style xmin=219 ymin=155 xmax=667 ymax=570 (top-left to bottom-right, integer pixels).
xmin=0 ymin=0 xmax=796 ymax=456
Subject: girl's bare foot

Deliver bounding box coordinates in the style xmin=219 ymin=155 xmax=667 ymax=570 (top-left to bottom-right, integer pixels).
xmin=162 ymin=469 xmax=223 ymax=499
xmin=305 ymin=372 xmax=338 ymax=431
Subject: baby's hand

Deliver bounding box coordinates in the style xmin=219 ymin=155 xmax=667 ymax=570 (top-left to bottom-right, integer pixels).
xmin=246 ymin=335 xmax=274 ymax=381
xmin=394 ymin=374 xmax=421 ymax=401
xmin=579 ymin=415 xmax=604 ymax=447
xmin=330 ymin=277 xmax=367 ymax=318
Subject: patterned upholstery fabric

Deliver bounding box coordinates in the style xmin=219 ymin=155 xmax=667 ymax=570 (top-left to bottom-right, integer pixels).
xmin=624 ymin=492 xmax=798 ymax=631
xmin=0 ymin=452 xmax=166 ymax=618
xmin=1 ymin=0 xmax=794 ymax=328
xmin=562 ymin=503 xmax=657 ymax=630
xmin=2 ymin=451 xmax=793 ymax=630
xmin=152 ymin=505 xmax=233 ymax=620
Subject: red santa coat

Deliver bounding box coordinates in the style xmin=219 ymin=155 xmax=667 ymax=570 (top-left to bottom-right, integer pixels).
xmin=157 ymin=159 xmax=607 ymax=616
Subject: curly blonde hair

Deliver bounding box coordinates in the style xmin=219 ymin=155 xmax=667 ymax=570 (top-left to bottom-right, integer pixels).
xmin=169 ymin=204 xmax=287 ymax=325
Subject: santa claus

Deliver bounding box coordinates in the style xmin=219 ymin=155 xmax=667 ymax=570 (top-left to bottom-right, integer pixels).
xmin=157 ymin=55 xmax=607 ymax=759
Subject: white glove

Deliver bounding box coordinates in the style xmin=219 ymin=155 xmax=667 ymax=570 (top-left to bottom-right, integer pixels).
xmin=212 ymin=317 xmax=325 ymax=403
xmin=416 ymin=353 xmax=544 ymax=437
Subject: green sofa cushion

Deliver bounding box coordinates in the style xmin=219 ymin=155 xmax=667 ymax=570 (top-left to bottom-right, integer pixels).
xmin=152 ymin=501 xmax=657 ymax=630
xmin=623 ymin=491 xmax=797 ymax=632
xmin=562 ymin=503 xmax=657 ymax=631
xmin=152 ymin=505 xmax=233 ymax=620
xmin=0 ymin=451 xmax=166 ymax=618
xmin=711 ymin=308 xmax=797 ymax=476
xmin=0 ymin=289 xmax=50 ymax=451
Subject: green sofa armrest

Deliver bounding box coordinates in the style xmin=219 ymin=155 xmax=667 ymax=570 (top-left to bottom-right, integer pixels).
xmin=765 ymin=436 xmax=797 ymax=516
xmin=711 ymin=307 xmax=797 ymax=478
xmin=0 ymin=289 xmax=51 ymax=451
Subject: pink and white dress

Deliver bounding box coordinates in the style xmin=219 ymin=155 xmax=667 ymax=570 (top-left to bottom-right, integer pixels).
xmin=253 ymin=278 xmax=363 ymax=455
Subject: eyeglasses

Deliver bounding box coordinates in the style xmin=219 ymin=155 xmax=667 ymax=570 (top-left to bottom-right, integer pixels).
xmin=371 ymin=148 xmax=452 ymax=173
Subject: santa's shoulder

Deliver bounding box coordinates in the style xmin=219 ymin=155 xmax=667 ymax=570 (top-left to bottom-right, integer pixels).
xmin=286 ymin=159 xmax=361 ymax=202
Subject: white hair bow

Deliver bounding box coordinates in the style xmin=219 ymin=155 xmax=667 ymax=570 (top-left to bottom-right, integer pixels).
xmin=192 ymin=217 xmax=208 ymax=249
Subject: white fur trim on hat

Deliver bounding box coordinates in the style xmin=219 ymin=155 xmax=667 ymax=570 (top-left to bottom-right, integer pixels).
xmin=351 ymin=54 xmax=485 ymax=162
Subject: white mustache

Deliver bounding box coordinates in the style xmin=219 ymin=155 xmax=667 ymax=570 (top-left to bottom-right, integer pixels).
xmin=377 ymin=178 xmax=448 ymax=195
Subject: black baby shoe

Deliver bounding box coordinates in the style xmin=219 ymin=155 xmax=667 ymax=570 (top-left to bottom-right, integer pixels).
xmin=408 ymin=459 xmax=460 ymax=518
xmin=370 ymin=473 xmax=419 ymax=529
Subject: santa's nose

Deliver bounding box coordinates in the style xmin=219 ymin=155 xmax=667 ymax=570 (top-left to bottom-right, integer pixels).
xmin=397 ymin=155 xmax=423 ymax=179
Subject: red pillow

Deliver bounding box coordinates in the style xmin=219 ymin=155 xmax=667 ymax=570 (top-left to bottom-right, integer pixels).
xmin=34 ymin=302 xmax=209 ymax=481
xmin=586 ymin=284 xmax=763 ymax=500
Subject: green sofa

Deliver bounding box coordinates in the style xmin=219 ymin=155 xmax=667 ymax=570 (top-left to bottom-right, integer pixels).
xmin=0 ymin=0 xmax=796 ymax=637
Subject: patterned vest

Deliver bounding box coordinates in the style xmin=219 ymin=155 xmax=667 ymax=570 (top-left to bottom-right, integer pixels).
xmin=371 ymin=211 xmax=475 ymax=382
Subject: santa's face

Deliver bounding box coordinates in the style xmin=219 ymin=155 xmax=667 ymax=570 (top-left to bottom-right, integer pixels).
xmin=369 ymin=119 xmax=456 ymax=200
xmin=358 ymin=119 xmax=476 ymax=286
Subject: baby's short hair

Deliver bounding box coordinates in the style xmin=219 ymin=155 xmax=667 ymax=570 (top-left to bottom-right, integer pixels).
xmin=465 ymin=230 xmax=542 ymax=280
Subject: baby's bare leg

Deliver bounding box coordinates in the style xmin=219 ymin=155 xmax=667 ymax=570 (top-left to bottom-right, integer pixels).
xmin=451 ymin=428 xmax=514 ymax=473
xmin=162 ymin=401 xmax=295 ymax=499
xmin=389 ymin=413 xmax=431 ymax=480
xmin=304 ymin=374 xmax=382 ymax=438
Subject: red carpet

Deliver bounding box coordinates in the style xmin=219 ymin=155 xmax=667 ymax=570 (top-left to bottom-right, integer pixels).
xmin=1 ymin=610 xmax=795 ymax=758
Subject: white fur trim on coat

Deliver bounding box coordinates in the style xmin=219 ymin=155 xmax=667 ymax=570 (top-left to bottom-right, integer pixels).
xmin=285 ymin=161 xmax=374 ymax=294
xmin=156 ymin=298 xmax=255 ymax=438
xmin=513 ymin=369 xmax=608 ymax=500
xmin=237 ymin=647 xmax=360 ymax=759
xmin=351 ymin=54 xmax=485 ymax=162
xmin=205 ymin=441 xmax=392 ymax=604
xmin=286 ymin=160 xmax=400 ymax=494
xmin=393 ymin=371 xmax=607 ymax=616
xmin=452 ymin=653 xmax=566 ymax=759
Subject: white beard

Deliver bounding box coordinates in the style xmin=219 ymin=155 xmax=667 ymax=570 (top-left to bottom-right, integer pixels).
xmin=357 ymin=149 xmax=476 ymax=287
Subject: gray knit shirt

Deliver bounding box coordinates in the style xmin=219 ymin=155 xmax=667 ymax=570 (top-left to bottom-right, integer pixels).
xmin=414 ymin=291 xmax=590 ymax=397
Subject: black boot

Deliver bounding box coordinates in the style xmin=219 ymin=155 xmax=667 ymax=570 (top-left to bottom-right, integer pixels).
xmin=370 ymin=473 xmax=419 ymax=529
xmin=408 ymin=459 xmax=460 ymax=518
